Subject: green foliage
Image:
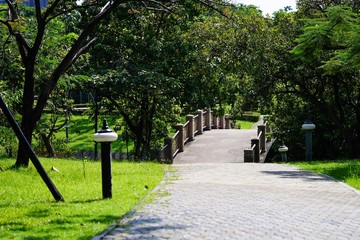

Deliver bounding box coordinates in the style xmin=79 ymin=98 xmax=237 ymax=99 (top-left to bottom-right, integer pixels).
xmin=3 ymin=0 xmax=359 ymax=162
xmin=0 ymin=158 xmax=165 ymax=239
xmin=288 ymin=6 xmax=360 ymax=158
xmin=292 ymin=7 xmax=360 ymax=73
xmin=292 ymin=159 xmax=360 ymax=190
xmin=86 ymin=2 xmax=210 ymax=158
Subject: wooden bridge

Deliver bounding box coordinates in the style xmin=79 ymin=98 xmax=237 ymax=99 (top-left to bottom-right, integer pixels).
xmin=160 ymin=110 xmax=274 ymax=164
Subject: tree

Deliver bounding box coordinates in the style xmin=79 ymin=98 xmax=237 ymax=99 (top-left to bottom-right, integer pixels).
xmin=291 ymin=6 xmax=360 ymax=158
xmin=88 ymin=1 xmax=196 ymax=158
xmin=1 ymin=0 xmax=227 ymax=166
xmin=0 ymin=0 xmax=133 ymax=167
xmin=296 ymin=0 xmax=360 ymax=16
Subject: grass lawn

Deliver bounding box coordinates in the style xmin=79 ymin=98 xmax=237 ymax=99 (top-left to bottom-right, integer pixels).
xmin=234 ymin=120 xmax=256 ymax=129
xmin=55 ymin=115 xmax=133 ymax=153
xmin=0 ymin=158 xmax=165 ymax=239
xmin=291 ymin=159 xmax=360 ymax=190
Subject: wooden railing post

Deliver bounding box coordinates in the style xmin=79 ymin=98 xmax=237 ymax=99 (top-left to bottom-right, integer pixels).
xmin=225 ymin=114 xmax=230 ymax=129
xmin=258 ymin=124 xmax=266 ymax=153
xmin=244 ymin=148 xmax=254 ymax=162
xmin=196 ymin=109 xmax=204 ymax=134
xmin=205 ymin=109 xmax=211 ymax=131
xmin=263 ymin=115 xmax=268 ymax=124
xmin=212 ymin=109 xmax=218 ymax=129
xmin=265 ymin=121 xmax=271 ymax=142
xmin=176 ymin=124 xmax=185 ymax=152
xmin=251 ymin=138 xmax=260 ymax=163
xmin=219 ymin=115 xmax=225 ymax=129
xmin=186 ymin=115 xmax=195 ymax=141
xmin=164 ymin=138 xmax=174 ymax=164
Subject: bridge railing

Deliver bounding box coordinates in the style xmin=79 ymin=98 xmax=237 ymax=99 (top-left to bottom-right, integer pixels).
xmin=160 ymin=109 xmax=231 ymax=163
xmin=244 ymin=118 xmax=272 ymax=163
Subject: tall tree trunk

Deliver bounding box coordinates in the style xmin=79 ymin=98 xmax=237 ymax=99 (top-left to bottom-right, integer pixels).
xmin=15 ymin=62 xmax=36 ymax=167
xmin=15 ymin=114 xmax=36 ymax=167
xmin=341 ymin=128 xmax=359 ymax=158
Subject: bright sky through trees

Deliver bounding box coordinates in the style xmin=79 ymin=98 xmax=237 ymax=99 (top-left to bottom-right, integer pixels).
xmin=229 ymin=0 xmax=297 ymax=15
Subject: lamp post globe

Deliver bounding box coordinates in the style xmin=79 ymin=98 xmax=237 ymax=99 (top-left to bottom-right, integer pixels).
xmin=94 ymin=119 xmax=118 ymax=199
xmin=301 ymin=121 xmax=316 ymax=131
xmin=94 ymin=120 xmax=118 ymax=143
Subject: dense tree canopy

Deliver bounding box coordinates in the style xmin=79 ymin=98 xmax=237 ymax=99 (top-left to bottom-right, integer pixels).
xmin=1 ymin=0 xmax=360 ymax=161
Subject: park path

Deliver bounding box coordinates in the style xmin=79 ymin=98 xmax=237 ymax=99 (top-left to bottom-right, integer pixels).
xmin=94 ymin=130 xmax=360 ymax=240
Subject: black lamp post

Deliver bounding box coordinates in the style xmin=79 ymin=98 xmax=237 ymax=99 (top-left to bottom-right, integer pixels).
xmin=94 ymin=119 xmax=118 ymax=199
xmin=302 ymin=120 xmax=316 ymax=161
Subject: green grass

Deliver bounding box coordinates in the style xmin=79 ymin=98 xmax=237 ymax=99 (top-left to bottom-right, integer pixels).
xmin=54 ymin=115 xmax=134 ymax=153
xmin=234 ymin=120 xmax=256 ymax=129
xmin=0 ymin=158 xmax=165 ymax=239
xmin=291 ymin=159 xmax=360 ymax=190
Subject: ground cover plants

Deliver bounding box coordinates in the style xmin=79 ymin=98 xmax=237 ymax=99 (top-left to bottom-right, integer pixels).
xmin=0 ymin=158 xmax=165 ymax=239
xmin=292 ymin=159 xmax=360 ymax=190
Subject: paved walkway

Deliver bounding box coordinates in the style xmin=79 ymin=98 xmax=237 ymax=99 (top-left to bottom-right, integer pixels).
xmin=94 ymin=130 xmax=360 ymax=240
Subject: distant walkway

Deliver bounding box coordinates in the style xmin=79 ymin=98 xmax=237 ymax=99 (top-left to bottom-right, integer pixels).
xmin=94 ymin=130 xmax=360 ymax=240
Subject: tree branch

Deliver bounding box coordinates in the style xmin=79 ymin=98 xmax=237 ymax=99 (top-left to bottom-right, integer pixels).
xmin=34 ymin=0 xmax=128 ymax=122
xmin=197 ymin=0 xmax=230 ymax=18
xmin=4 ymin=0 xmax=18 ymax=20
xmin=0 ymin=13 xmax=31 ymax=63
xmin=43 ymin=0 xmax=62 ymax=20
xmin=107 ymin=96 xmax=137 ymax=133
xmin=144 ymin=0 xmax=175 ymax=13
xmin=45 ymin=2 xmax=100 ymax=24
xmin=34 ymin=0 xmax=43 ymax=22
xmin=67 ymin=37 xmax=98 ymax=70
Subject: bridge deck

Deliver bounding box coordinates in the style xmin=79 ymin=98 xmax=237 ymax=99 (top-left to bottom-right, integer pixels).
xmin=174 ymin=129 xmax=257 ymax=164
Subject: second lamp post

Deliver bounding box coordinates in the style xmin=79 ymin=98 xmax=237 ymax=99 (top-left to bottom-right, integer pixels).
xmin=94 ymin=119 xmax=118 ymax=199
xmin=301 ymin=120 xmax=316 ymax=161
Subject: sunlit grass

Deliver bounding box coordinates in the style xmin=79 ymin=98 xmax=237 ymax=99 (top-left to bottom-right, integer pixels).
xmin=234 ymin=120 xmax=256 ymax=129
xmin=55 ymin=115 xmax=134 ymax=153
xmin=291 ymin=159 xmax=360 ymax=190
xmin=0 ymin=158 xmax=165 ymax=239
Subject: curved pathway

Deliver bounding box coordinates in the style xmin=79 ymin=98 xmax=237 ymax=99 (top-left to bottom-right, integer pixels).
xmin=94 ymin=130 xmax=360 ymax=240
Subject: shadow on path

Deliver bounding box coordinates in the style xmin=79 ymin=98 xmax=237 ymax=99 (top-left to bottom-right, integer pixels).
xmin=260 ymin=170 xmax=334 ymax=182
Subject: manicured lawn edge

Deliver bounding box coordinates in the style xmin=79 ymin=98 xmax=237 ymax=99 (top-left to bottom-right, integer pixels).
xmin=289 ymin=159 xmax=360 ymax=191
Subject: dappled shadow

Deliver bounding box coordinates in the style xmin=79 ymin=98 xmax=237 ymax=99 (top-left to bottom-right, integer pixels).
xmin=26 ymin=209 xmax=52 ymax=218
xmin=1 ymin=209 xmax=120 ymax=238
xmin=70 ymin=198 xmax=102 ymax=204
xmin=261 ymin=170 xmax=334 ymax=182
xmin=19 ymin=234 xmax=61 ymax=240
xmin=101 ymin=216 xmax=188 ymax=238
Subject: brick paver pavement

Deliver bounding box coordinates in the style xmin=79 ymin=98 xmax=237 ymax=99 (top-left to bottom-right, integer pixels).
xmin=94 ymin=130 xmax=360 ymax=240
